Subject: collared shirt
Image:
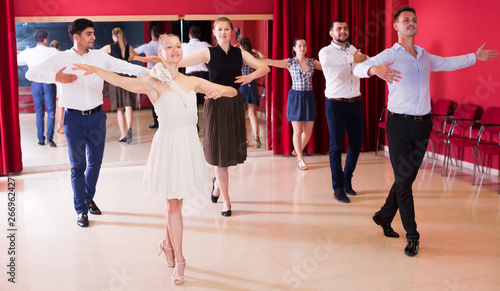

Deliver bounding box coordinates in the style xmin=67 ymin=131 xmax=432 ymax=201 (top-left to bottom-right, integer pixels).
xmin=17 ymin=45 xmax=58 ymax=67
xmin=135 ymin=40 xmax=159 ymax=69
xmin=287 ymin=57 xmax=315 ymax=91
xmin=354 ymin=43 xmax=476 ymax=115
xmin=318 ymin=41 xmax=361 ymax=99
xmin=182 ymin=38 xmax=211 ymax=74
xmin=26 ymin=49 xmax=150 ymax=111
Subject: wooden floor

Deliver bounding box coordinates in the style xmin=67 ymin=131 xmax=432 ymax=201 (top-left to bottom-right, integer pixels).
xmin=1 ymin=110 xmax=499 ymax=290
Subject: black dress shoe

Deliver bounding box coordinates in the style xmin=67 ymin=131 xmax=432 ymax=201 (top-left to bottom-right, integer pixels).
xmin=38 ymin=141 xmax=45 ymax=146
xmin=87 ymin=201 xmax=101 ymax=215
xmin=48 ymin=139 xmax=57 ymax=147
xmin=77 ymin=213 xmax=89 ymax=227
xmin=147 ymin=123 xmax=159 ymax=129
xmin=372 ymin=213 xmax=400 ymax=238
xmin=344 ymin=182 xmax=357 ymax=196
xmin=210 ymin=177 xmax=219 ymax=203
xmin=334 ymin=188 xmax=350 ymax=203
xmin=404 ymin=239 xmax=419 ymax=256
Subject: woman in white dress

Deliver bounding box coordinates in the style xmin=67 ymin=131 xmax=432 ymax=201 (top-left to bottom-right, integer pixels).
xmin=73 ymin=34 xmax=237 ymax=285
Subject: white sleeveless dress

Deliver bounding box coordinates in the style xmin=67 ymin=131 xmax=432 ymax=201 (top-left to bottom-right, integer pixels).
xmin=141 ymin=64 xmax=208 ymax=199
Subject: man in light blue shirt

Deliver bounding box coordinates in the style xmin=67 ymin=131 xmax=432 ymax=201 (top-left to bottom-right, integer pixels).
xmin=354 ymin=6 xmax=498 ymax=257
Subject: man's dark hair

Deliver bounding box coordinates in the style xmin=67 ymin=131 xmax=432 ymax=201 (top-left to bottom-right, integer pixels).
xmin=189 ymin=26 xmax=201 ymax=39
xmin=151 ymin=25 xmax=161 ymax=39
xmin=240 ymin=37 xmax=252 ymax=54
xmin=329 ymin=18 xmax=347 ymax=30
xmin=394 ymin=6 xmax=416 ymax=22
xmin=34 ymin=30 xmax=48 ymax=43
xmin=68 ymin=18 xmax=95 ymax=40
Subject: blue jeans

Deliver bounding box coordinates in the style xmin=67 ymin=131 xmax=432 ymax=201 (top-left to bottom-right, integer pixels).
xmin=31 ymin=81 xmax=56 ymax=143
xmin=63 ymin=109 xmax=107 ymax=215
xmin=325 ymin=98 xmax=364 ymax=191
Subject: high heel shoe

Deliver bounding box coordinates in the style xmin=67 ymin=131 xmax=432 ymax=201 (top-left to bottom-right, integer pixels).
xmin=210 ymin=177 xmax=219 ymax=203
xmin=157 ymin=240 xmax=175 ymax=268
xmin=255 ymin=137 xmax=262 ymax=149
xmin=171 ymin=261 xmax=186 ymax=285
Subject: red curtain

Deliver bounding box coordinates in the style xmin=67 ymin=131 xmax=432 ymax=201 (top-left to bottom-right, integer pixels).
xmin=269 ymin=0 xmax=386 ymax=155
xmin=0 ymin=0 xmax=23 ymax=175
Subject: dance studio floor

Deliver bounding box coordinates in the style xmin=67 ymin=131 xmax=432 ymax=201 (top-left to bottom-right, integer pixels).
xmin=1 ymin=110 xmax=499 ymax=290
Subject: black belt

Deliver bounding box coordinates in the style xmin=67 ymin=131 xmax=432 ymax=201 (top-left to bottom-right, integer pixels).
xmin=389 ymin=111 xmax=431 ymax=121
xmin=187 ymin=71 xmax=208 ymax=75
xmin=332 ymin=96 xmax=362 ymax=103
xmin=67 ymin=105 xmax=102 ymax=115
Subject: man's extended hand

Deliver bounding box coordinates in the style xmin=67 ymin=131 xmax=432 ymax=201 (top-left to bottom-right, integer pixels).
xmin=475 ymin=43 xmax=499 ymax=62
xmin=353 ymin=49 xmax=368 ymax=63
xmin=368 ymin=61 xmax=402 ymax=84
xmin=55 ymin=67 xmax=78 ymax=83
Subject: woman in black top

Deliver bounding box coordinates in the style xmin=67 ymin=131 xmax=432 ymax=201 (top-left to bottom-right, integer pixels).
xmin=101 ymin=27 xmax=139 ymax=144
xmin=180 ymin=17 xmax=269 ymax=217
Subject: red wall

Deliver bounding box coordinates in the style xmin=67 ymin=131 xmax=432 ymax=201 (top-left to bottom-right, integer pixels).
xmin=14 ymin=0 xmax=272 ymax=17
xmin=410 ymin=0 xmax=500 ymax=167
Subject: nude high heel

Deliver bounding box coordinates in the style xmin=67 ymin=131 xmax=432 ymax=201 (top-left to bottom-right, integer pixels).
xmin=171 ymin=261 xmax=185 ymax=285
xmin=157 ymin=240 xmax=175 ymax=268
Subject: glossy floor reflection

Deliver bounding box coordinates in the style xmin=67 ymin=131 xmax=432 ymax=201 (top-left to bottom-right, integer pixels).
xmin=1 ymin=111 xmax=499 ymax=290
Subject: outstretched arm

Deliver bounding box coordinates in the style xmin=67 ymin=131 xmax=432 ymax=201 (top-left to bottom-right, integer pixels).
xmin=178 ymin=47 xmax=211 ymax=68
xmin=475 ymin=43 xmax=499 ymax=62
xmin=72 ymin=63 xmax=152 ymax=95
xmin=192 ymin=76 xmax=237 ymax=99
xmin=134 ymin=55 xmax=162 ymax=63
xmin=100 ymin=44 xmax=111 ymax=54
xmin=260 ymin=58 xmax=288 ymax=68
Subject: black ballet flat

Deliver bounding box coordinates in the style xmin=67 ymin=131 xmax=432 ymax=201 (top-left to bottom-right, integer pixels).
xmin=210 ymin=177 xmax=219 ymax=203
xmin=221 ymin=205 xmax=231 ymax=217
xmin=221 ymin=209 xmax=232 ymax=217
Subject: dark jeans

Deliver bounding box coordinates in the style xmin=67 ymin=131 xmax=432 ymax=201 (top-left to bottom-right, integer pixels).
xmin=31 ymin=81 xmax=56 ymax=142
xmin=378 ymin=113 xmax=433 ymax=239
xmin=325 ymin=98 xmax=364 ymax=191
xmin=63 ymin=109 xmax=107 ymax=215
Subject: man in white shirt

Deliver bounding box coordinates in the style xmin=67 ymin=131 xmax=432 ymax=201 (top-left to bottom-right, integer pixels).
xmin=135 ymin=25 xmax=161 ymax=128
xmin=354 ymin=6 xmax=498 ymax=256
xmin=182 ymin=26 xmax=211 ymax=111
xmin=26 ymin=19 xmax=150 ymax=228
xmin=17 ymin=30 xmax=58 ymax=147
xmin=318 ymin=18 xmax=368 ymax=204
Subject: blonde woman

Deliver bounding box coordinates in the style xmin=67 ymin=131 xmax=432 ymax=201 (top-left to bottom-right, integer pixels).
xmin=74 ymin=34 xmax=237 ymax=285
xmin=100 ymin=28 xmax=139 ymax=143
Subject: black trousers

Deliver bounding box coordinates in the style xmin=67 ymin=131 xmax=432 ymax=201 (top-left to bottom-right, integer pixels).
xmin=378 ymin=113 xmax=433 ymax=240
